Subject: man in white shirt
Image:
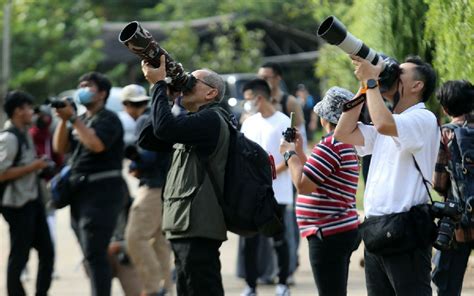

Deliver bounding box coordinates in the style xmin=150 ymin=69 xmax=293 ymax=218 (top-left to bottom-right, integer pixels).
xmin=240 ymin=78 xmax=292 ymax=296
xmin=334 ymin=55 xmax=439 ymax=296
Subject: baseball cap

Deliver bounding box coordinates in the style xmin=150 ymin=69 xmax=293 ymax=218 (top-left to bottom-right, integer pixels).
xmin=121 ymin=84 xmax=150 ymax=103
xmin=313 ymin=86 xmax=354 ymax=124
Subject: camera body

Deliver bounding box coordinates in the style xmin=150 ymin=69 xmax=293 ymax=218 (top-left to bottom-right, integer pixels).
xmin=118 ymin=21 xmax=196 ymax=92
xmin=430 ymin=200 xmax=463 ymax=250
xmin=282 ymin=112 xmax=297 ymax=142
xmin=50 ymin=96 xmax=77 ymax=111
xmin=39 ymin=157 xmax=57 ymax=179
xmin=317 ymin=16 xmax=401 ymax=93
xmin=124 ymin=144 xmax=141 ymax=162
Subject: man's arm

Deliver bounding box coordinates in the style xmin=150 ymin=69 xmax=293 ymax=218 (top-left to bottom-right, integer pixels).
xmin=351 ymin=55 xmax=397 ymax=136
xmin=53 ymin=119 xmax=70 ymax=154
xmin=334 ymin=90 xmax=365 ymax=146
xmin=70 ymin=119 xmax=106 ymax=153
xmin=0 ymin=160 xmax=48 ymax=182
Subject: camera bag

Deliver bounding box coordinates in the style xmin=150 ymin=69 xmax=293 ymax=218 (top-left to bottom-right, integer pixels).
xmin=360 ymin=156 xmax=437 ymax=255
xmin=203 ymin=108 xmax=283 ymax=237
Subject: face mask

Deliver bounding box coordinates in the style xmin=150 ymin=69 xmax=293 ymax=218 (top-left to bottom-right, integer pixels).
xmin=74 ymin=87 xmax=95 ymax=105
xmin=244 ymin=99 xmax=258 ymax=114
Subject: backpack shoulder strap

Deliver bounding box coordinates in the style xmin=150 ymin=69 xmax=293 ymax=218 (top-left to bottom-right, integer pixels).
xmin=2 ymin=127 xmax=25 ymax=167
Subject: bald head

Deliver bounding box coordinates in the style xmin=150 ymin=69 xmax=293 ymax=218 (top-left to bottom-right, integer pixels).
xmin=193 ymin=69 xmax=226 ymax=102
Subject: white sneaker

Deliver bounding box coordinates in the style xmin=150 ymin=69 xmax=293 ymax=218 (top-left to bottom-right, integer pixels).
xmin=240 ymin=286 xmax=257 ymax=296
xmin=275 ymin=284 xmax=290 ymax=296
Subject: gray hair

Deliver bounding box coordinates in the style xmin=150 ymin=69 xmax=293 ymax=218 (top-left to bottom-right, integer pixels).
xmin=202 ymin=69 xmax=226 ymax=102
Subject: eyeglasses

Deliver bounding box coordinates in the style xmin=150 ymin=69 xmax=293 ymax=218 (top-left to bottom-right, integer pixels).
xmin=196 ymin=78 xmax=216 ymax=89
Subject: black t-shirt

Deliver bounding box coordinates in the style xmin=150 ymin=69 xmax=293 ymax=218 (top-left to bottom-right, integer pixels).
xmin=69 ymin=108 xmax=124 ymax=174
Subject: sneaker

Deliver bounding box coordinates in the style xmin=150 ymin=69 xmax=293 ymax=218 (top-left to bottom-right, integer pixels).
xmin=240 ymin=286 xmax=257 ymax=296
xmin=275 ymin=284 xmax=290 ymax=296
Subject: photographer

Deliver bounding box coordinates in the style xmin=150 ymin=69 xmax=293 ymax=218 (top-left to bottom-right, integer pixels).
xmin=121 ymin=84 xmax=173 ymax=296
xmin=280 ymin=86 xmax=360 ymax=296
xmin=432 ymin=80 xmax=474 ymax=296
xmin=334 ymin=55 xmax=439 ymax=295
xmin=53 ymin=72 xmax=125 ymax=296
xmin=0 ymin=91 xmax=54 ymax=296
xmin=139 ymin=55 xmax=229 ymax=296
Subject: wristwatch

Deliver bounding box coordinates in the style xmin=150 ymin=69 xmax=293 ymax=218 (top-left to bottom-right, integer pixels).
xmin=284 ymin=150 xmax=297 ymax=166
xmin=366 ymin=79 xmax=379 ymax=89
xmin=68 ymin=115 xmax=78 ymax=125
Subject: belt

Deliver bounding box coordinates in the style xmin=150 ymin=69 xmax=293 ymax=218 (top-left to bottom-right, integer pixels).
xmin=81 ymin=170 xmax=122 ymax=183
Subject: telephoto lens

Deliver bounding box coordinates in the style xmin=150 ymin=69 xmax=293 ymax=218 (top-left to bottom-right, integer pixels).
xmin=118 ymin=21 xmax=196 ymax=92
xmin=317 ymin=16 xmax=380 ymax=65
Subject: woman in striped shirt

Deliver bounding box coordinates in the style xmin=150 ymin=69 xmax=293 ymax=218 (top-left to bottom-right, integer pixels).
xmin=280 ymin=86 xmax=360 ymax=296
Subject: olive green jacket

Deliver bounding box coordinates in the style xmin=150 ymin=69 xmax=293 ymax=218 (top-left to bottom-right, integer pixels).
xmin=162 ymin=111 xmax=229 ymax=241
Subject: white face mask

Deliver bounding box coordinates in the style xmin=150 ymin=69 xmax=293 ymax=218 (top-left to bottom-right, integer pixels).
xmin=244 ymin=99 xmax=258 ymax=114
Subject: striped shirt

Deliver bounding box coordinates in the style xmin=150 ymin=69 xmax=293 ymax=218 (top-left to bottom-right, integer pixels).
xmin=296 ymin=133 xmax=359 ymax=238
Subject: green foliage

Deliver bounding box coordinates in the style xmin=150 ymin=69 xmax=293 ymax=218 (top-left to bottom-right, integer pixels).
xmin=1 ymin=0 xmax=103 ymax=102
xmin=160 ymin=22 xmax=265 ymax=73
xmin=425 ymin=0 xmax=474 ymax=82
xmin=314 ymin=0 xmax=432 ymax=97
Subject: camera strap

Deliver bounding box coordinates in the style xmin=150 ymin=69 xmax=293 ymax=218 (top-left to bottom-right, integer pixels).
xmin=412 ymin=155 xmax=435 ymax=204
xmin=342 ymin=93 xmax=366 ymax=112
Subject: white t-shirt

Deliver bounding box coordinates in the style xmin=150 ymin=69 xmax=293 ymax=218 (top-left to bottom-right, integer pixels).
xmin=118 ymin=111 xmax=137 ymax=146
xmin=355 ymin=103 xmax=440 ymax=217
xmin=241 ymin=111 xmax=293 ymax=205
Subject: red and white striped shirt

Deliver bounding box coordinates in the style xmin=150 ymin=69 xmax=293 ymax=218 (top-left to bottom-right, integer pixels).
xmin=296 ymin=133 xmax=359 ymax=238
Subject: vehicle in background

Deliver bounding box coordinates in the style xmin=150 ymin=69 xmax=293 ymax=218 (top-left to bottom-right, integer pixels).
xmin=219 ymin=73 xmax=258 ymax=124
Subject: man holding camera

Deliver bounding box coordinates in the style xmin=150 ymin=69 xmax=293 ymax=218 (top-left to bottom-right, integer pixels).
xmin=139 ymin=55 xmax=229 ymax=296
xmin=334 ymin=55 xmax=439 ymax=295
xmin=53 ymin=72 xmax=125 ymax=296
xmin=0 ymin=90 xmax=54 ymax=296
xmin=121 ymin=84 xmax=174 ymax=296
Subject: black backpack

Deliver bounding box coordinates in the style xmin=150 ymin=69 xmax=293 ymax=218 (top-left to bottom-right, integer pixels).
xmin=0 ymin=127 xmax=25 ymax=208
xmin=444 ymin=122 xmax=474 ymax=228
xmin=204 ymin=109 xmax=283 ymax=237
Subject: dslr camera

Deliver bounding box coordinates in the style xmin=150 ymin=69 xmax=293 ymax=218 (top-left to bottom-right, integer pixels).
xmin=430 ymin=200 xmax=463 ymax=250
xmin=317 ymin=16 xmax=401 ymax=93
xmin=119 ymin=21 xmax=197 ymax=93
xmin=50 ymin=96 xmax=77 ymax=111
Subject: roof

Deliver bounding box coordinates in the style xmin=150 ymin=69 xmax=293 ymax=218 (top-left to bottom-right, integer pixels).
xmin=100 ymin=15 xmax=320 ymax=67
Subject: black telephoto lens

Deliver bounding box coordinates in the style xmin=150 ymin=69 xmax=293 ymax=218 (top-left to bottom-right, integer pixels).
xmin=118 ymin=21 xmax=196 ymax=92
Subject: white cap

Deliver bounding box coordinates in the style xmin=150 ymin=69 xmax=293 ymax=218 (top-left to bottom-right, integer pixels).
xmin=121 ymin=84 xmax=150 ymax=103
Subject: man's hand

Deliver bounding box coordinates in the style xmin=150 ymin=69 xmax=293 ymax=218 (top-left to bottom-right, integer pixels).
xmin=54 ymin=99 xmax=75 ymax=121
xmin=141 ymin=54 xmax=167 ymax=85
xmin=31 ymin=158 xmax=49 ymax=171
xmin=108 ymin=241 xmax=122 ymax=256
xmin=280 ymin=138 xmax=296 ymax=155
xmin=351 ymin=55 xmax=383 ymax=82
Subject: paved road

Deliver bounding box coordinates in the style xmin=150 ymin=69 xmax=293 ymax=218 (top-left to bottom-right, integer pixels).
xmin=1 ymin=173 xmax=473 ymax=295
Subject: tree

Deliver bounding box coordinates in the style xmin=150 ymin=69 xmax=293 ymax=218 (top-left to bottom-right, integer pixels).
xmin=314 ymin=0 xmax=432 ymax=98
xmin=0 ymin=0 xmax=104 ymax=102
xmin=424 ymin=0 xmax=474 ymax=82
